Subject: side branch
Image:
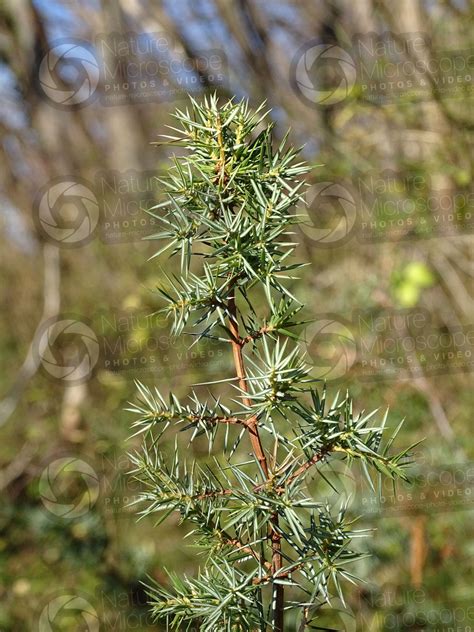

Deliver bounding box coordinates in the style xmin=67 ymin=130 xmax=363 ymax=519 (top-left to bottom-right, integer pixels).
xmin=240 ymin=325 xmax=273 ymax=346
xmin=285 ymin=449 xmax=330 ymax=487
xmin=196 ymin=414 xmax=248 ymax=427
xmin=252 ymin=448 xmax=331 ymax=495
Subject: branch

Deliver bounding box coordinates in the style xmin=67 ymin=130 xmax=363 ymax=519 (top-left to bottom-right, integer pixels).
xmin=285 ymin=450 xmax=330 ymax=487
xmin=227 ymin=293 xmax=269 ymax=477
xmin=253 ymin=447 xmax=331 ymax=495
xmin=0 ymin=243 xmax=60 ymax=427
xmin=224 ymin=535 xmax=272 ymax=570
xmin=193 ymin=414 xmax=249 ymax=427
xmin=227 ymin=291 xmax=285 ymax=632
xmin=240 ymin=325 xmax=273 ymax=346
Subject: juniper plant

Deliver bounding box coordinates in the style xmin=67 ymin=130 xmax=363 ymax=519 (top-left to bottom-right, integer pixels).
xmin=128 ymin=95 xmax=416 ymax=632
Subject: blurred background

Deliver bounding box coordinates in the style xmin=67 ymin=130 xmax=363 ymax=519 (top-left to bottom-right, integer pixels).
xmin=0 ymin=0 xmax=472 ymax=629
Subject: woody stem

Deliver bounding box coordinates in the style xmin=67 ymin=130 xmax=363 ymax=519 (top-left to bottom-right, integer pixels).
xmin=227 ymin=293 xmax=284 ymax=632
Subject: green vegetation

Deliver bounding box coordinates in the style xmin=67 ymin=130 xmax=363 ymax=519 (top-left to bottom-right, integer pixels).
xmin=129 ymin=96 xmax=417 ymax=631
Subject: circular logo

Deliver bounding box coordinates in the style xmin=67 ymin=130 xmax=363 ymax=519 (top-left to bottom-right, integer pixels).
xmin=38 ymin=40 xmax=100 ymax=108
xmin=314 ymin=595 xmax=357 ymax=631
xmin=39 ymin=457 xmax=100 ymax=519
xmin=299 ymin=182 xmax=357 ymax=246
xmin=305 ymin=318 xmax=357 ymax=380
xmin=315 ymin=459 xmax=358 ymax=508
xmin=37 ymin=317 xmax=99 ymax=383
xmin=291 ymin=42 xmax=356 ymax=106
xmin=39 ymin=594 xmax=99 ymax=631
xmin=34 ymin=178 xmax=99 ymax=247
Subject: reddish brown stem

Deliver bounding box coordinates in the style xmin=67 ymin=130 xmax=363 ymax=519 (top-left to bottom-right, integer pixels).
xmin=285 ymin=449 xmax=329 ymax=487
xmin=228 ymin=295 xmax=269 ymax=478
xmin=227 ymin=293 xmax=284 ymax=632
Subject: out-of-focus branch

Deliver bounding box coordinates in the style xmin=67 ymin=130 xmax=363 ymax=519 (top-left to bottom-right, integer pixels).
xmin=400 ymin=322 xmax=455 ymax=441
xmin=0 ymin=243 xmax=60 ymax=427
xmin=431 ymin=252 xmax=473 ymax=320
xmin=381 ymin=0 xmax=474 ymax=131
xmin=0 ymin=443 xmax=37 ymax=490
